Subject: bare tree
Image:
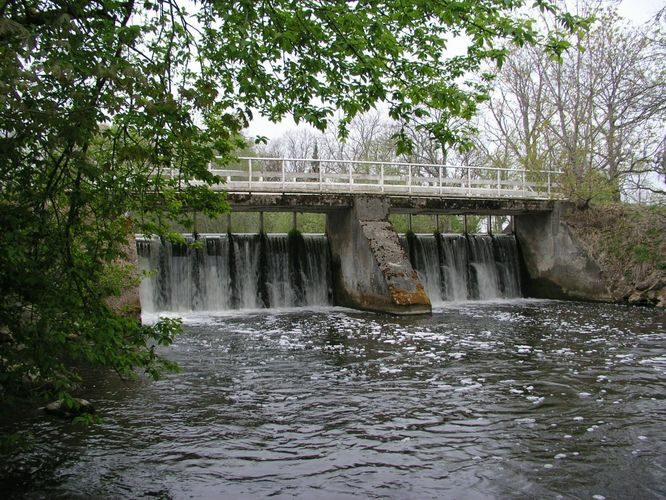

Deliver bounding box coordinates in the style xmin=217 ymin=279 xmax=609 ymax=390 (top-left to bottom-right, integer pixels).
xmin=264 ymin=111 xmax=398 ymax=176
xmin=483 ymin=6 xmax=666 ymax=205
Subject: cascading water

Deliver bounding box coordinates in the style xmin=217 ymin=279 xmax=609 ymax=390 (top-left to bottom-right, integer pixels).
xmin=138 ymin=231 xmax=523 ymax=312
xmin=405 ymin=233 xmax=444 ymax=302
xmin=467 ymin=235 xmax=501 ymax=300
xmin=137 ymin=233 xmax=333 ymax=312
xmin=491 ymin=235 xmax=523 ymax=298
xmin=438 ymin=234 xmax=470 ymax=302
xmin=403 ymin=233 xmax=522 ymax=304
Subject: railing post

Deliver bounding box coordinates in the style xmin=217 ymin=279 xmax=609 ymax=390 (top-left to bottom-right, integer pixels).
xmin=522 ymin=171 xmax=525 ymax=197
xmin=380 ymin=164 xmax=384 ymax=193
xmin=439 ymin=165 xmax=443 ymax=195
xmin=467 ymin=166 xmax=471 ymax=195
xmin=319 ymin=164 xmax=323 ymax=192
xmin=282 ymin=159 xmax=286 ymax=192
xmin=547 ymin=172 xmax=551 ymax=198
xmin=497 ymin=169 xmax=500 ymax=196
xmin=248 ymin=158 xmax=253 ymax=191
xmin=408 ymin=165 xmax=412 ymax=194
xmin=348 ymin=163 xmax=352 ymax=192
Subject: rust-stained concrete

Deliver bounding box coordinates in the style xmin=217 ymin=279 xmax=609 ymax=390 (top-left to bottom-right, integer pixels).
xmin=326 ymin=196 xmax=431 ymax=315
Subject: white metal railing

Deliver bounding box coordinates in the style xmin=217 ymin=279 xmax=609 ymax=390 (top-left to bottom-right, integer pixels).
xmin=206 ymin=157 xmax=562 ymax=200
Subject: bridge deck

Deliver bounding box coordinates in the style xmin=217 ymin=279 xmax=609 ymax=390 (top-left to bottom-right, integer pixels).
xmin=210 ymin=157 xmax=561 ymax=214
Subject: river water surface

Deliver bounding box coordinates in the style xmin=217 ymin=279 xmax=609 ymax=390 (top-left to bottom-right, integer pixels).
xmin=1 ymin=301 xmax=665 ymax=499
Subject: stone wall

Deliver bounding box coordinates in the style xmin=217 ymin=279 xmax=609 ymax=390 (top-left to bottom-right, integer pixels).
xmin=516 ymin=202 xmax=665 ymax=308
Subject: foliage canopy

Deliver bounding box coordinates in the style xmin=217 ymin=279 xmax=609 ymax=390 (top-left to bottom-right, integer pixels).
xmin=0 ymin=0 xmax=589 ymax=402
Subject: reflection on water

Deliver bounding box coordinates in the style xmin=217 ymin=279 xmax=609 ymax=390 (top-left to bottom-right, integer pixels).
xmin=1 ymin=301 xmax=665 ymax=498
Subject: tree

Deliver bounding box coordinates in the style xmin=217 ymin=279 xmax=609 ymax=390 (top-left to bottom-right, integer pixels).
xmin=0 ymin=0 xmax=590 ymax=404
xmin=320 ymin=111 xmax=397 ymax=163
xmin=484 ymin=6 xmax=666 ymax=206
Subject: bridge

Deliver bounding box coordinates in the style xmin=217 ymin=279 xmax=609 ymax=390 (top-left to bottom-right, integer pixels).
xmin=211 ymin=157 xmax=561 ymax=214
xmin=204 ymin=156 xmax=565 ymax=316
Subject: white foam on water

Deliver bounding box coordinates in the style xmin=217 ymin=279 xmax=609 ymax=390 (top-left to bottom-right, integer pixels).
xmin=142 ymin=305 xmax=354 ymax=325
xmin=515 ymin=418 xmax=536 ymax=424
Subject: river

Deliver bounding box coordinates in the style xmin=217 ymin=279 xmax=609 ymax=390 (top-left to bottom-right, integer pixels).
xmin=1 ymin=300 xmax=664 ymax=498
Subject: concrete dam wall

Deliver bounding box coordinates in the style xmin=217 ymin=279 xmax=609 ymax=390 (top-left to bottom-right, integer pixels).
xmin=134 ymin=198 xmax=628 ymax=315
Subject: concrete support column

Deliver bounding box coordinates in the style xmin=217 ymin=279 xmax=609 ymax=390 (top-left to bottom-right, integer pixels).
xmin=326 ymin=196 xmax=431 ymax=315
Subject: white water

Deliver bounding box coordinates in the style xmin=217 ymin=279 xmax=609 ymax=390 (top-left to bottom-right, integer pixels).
xmin=138 ymin=232 xmax=522 ymax=312
xmin=402 ymin=233 xmax=522 ymax=305
xmin=137 ymin=233 xmax=333 ymax=312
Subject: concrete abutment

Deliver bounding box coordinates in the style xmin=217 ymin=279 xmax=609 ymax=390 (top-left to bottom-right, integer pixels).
xmin=514 ymin=202 xmax=612 ymax=302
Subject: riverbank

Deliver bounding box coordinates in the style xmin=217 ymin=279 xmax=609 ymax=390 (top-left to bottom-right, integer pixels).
xmin=564 ymin=203 xmax=666 ymax=308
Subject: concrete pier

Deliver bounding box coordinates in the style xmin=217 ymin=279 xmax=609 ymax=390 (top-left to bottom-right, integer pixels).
xmin=326 ymin=196 xmax=431 ymax=315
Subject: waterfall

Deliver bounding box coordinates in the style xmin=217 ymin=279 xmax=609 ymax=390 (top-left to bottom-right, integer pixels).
xmin=138 ymin=231 xmax=523 ymax=313
xmin=405 ymin=233 xmax=444 ymax=304
xmin=402 ymin=233 xmax=522 ymax=303
xmin=438 ymin=234 xmax=471 ymax=302
xmin=492 ymin=235 xmax=522 ymax=298
xmin=467 ymin=235 xmax=501 ymax=300
xmin=137 ymin=234 xmax=333 ymax=312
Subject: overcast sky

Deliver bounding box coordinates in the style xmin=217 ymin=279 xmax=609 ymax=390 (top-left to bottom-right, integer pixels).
xmin=246 ymin=0 xmax=665 ymax=142
xmin=617 ymin=0 xmax=664 ymax=21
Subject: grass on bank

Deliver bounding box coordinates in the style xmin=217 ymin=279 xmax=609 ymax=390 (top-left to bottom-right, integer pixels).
xmin=566 ymin=203 xmax=666 ymax=295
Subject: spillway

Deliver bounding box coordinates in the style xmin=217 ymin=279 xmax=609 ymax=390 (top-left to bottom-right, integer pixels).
xmin=137 ymin=233 xmax=333 ymax=312
xmin=137 ymin=232 xmax=522 ymax=312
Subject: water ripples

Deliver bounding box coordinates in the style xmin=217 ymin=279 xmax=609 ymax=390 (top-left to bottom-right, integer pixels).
xmin=1 ymin=301 xmax=664 ymax=498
